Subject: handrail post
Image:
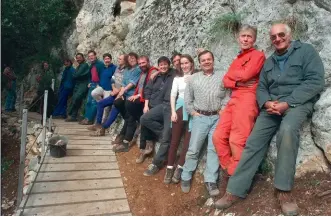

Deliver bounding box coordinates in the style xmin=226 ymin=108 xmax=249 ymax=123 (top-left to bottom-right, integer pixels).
xmin=17 ymin=109 xmax=28 ymax=206
xmin=19 ymin=83 xmax=24 ymax=117
xmin=41 ymin=90 xmax=48 ymax=157
xmin=49 ymin=79 xmax=55 ymax=132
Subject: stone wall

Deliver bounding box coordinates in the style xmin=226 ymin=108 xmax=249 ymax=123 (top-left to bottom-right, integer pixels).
xmin=63 ymin=0 xmax=331 ymax=175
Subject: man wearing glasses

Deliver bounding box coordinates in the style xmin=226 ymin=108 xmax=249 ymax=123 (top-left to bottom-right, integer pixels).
xmin=215 ymin=23 xmax=325 ymax=216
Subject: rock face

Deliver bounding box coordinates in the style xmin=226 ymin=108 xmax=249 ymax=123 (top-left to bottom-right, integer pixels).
xmin=64 ymin=0 xmax=331 ymax=175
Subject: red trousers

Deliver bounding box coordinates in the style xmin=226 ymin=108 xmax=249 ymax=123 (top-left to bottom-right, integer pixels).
xmin=213 ymin=96 xmax=258 ymax=175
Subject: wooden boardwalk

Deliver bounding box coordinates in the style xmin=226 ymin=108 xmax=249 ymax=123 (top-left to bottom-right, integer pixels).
xmin=21 ymin=117 xmax=131 ymax=216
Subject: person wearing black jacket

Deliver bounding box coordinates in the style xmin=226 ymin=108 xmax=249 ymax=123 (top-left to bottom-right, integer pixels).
xmin=139 ymin=56 xmax=176 ymax=176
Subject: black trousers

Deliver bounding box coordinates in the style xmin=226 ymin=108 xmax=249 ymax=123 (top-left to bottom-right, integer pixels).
xmin=122 ymin=98 xmax=144 ymax=141
xmin=140 ymin=103 xmax=172 ymax=168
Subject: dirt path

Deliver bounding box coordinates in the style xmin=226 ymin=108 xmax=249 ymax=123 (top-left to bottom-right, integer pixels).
xmin=117 ymin=145 xmax=331 ymax=216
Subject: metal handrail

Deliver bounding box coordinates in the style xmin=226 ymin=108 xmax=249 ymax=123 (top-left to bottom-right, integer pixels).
xmin=15 ymin=79 xmax=56 ymax=215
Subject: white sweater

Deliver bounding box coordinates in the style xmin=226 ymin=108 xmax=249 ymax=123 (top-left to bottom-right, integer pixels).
xmin=170 ymin=74 xmax=191 ymax=99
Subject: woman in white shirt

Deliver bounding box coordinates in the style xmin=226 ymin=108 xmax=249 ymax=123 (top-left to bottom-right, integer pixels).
xmin=164 ymin=54 xmax=195 ymax=184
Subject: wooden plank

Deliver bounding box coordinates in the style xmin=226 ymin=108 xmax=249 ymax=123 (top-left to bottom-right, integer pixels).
xmin=25 ymin=188 xmax=127 ymax=207
xmin=40 ymin=162 xmax=118 ymax=172
xmin=30 ymin=178 xmax=123 ymax=193
xmin=68 ymin=144 xmax=112 ymax=149
xmin=44 ymin=156 xmax=117 ymax=163
xmin=36 ymin=170 xmax=121 ymax=181
xmin=68 ymin=140 xmax=113 ymax=145
xmin=65 ymin=135 xmax=112 ymax=140
xmin=23 ymin=199 xmax=130 ymax=216
xmin=66 ymin=149 xmax=114 ymax=156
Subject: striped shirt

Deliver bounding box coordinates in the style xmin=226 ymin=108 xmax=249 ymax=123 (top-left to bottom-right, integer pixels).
xmin=184 ymin=71 xmax=226 ymax=114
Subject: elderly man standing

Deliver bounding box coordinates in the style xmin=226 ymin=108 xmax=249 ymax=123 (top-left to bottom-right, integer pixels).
xmin=181 ymin=50 xmax=226 ymax=197
xmin=215 ymin=23 xmax=325 ymax=216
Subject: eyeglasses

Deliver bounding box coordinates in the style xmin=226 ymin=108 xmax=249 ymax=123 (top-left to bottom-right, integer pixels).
xmin=270 ymin=32 xmax=286 ymax=41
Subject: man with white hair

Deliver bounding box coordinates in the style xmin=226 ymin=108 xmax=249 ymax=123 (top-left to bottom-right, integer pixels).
xmin=215 ymin=23 xmax=325 ymax=216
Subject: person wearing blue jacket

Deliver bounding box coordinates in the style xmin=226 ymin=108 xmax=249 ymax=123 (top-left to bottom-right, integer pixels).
xmin=52 ymin=59 xmax=75 ymax=118
xmin=79 ymin=50 xmax=104 ymax=125
xmin=90 ymin=52 xmax=141 ymax=137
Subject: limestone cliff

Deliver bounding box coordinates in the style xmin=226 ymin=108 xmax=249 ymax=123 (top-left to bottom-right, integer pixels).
xmin=64 ymin=0 xmax=331 ymax=175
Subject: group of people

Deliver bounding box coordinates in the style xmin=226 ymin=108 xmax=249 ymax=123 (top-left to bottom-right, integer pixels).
xmin=28 ymin=23 xmax=325 ymax=216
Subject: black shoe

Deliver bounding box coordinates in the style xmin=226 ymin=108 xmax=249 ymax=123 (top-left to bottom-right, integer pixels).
xmin=205 ymin=182 xmax=220 ymax=197
xmin=172 ymin=167 xmax=183 ymax=184
xmin=163 ymin=168 xmax=174 ymax=184
xmin=181 ymin=179 xmax=191 ymax=193
xmin=143 ymin=164 xmax=159 ymax=176
xmin=65 ymin=117 xmax=78 ymax=122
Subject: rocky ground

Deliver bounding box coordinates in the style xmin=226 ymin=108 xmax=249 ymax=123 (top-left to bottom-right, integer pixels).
xmin=117 ymin=145 xmax=331 ymax=216
xmin=1 ymin=112 xmax=42 ymax=215
xmin=1 ymin=112 xmax=21 ymax=215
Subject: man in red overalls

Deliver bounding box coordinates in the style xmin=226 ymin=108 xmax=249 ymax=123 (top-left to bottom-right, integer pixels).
xmin=213 ymin=25 xmax=265 ymax=179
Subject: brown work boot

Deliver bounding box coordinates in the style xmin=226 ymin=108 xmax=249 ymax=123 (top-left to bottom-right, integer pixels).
xmin=135 ymin=149 xmax=146 ymax=164
xmin=214 ymin=192 xmax=241 ymax=209
xmin=144 ymin=140 xmax=154 ymax=155
xmin=276 ymin=190 xmax=299 ymax=216
xmin=87 ymin=124 xmax=102 ymax=131
xmin=219 ymin=169 xmax=230 ymax=195
xmin=112 ymin=134 xmax=124 ymax=145
xmin=90 ymin=128 xmax=106 ymax=136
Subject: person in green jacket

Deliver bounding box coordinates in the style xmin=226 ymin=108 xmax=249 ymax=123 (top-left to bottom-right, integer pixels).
xmin=79 ymin=50 xmax=104 ymax=125
xmin=215 ymin=23 xmax=325 ymax=216
xmin=30 ymin=61 xmax=55 ymax=113
xmin=66 ymin=53 xmax=90 ymax=122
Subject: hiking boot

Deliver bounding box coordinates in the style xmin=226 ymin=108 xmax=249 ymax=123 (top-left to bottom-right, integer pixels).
xmin=205 ymin=182 xmax=220 ymax=197
xmin=219 ymin=170 xmax=230 ymax=195
xmin=114 ymin=141 xmax=129 ymax=153
xmin=135 ymin=149 xmax=146 ymax=164
xmin=276 ymin=190 xmax=299 ymax=216
xmin=90 ymin=128 xmax=105 ymax=136
xmin=143 ymin=164 xmax=159 ymax=176
xmin=181 ymin=179 xmax=191 ymax=193
xmin=112 ymin=134 xmax=124 ymax=145
xmin=87 ymin=124 xmax=102 ymax=131
xmin=79 ymin=119 xmax=93 ymax=125
xmin=214 ymin=192 xmax=241 ymax=209
xmin=144 ymin=140 xmax=154 ymax=155
xmin=172 ymin=166 xmax=183 ymax=184
xmin=163 ymin=168 xmax=174 ymax=184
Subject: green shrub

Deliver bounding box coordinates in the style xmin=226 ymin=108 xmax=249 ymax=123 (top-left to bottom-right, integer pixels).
xmin=1 ymin=0 xmax=79 ymax=79
xmin=209 ymin=12 xmax=243 ymax=43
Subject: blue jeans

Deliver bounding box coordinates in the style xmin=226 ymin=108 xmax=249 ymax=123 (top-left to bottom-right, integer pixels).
xmin=96 ymin=95 xmax=120 ymax=128
xmin=84 ymin=83 xmax=98 ymax=121
xmin=52 ymin=86 xmax=72 ymax=117
xmin=181 ymin=115 xmax=219 ymax=183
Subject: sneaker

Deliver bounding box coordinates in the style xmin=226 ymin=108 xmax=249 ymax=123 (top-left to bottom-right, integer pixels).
xmin=112 ymin=134 xmax=124 ymax=145
xmin=181 ymin=179 xmax=191 ymax=193
xmin=87 ymin=124 xmax=102 ymax=131
xmin=144 ymin=140 xmax=154 ymax=155
xmin=214 ymin=192 xmax=241 ymax=209
xmin=143 ymin=164 xmax=159 ymax=176
xmin=135 ymin=150 xmax=146 ymax=164
xmin=276 ymin=190 xmax=299 ymax=216
xmin=205 ymin=182 xmax=220 ymax=197
xmin=163 ymin=168 xmax=174 ymax=184
xmin=172 ymin=167 xmax=183 ymax=184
